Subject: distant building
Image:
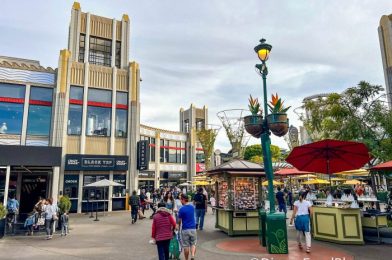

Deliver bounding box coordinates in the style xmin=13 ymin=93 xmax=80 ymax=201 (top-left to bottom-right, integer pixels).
xmin=379 ymin=14 xmax=392 ymax=108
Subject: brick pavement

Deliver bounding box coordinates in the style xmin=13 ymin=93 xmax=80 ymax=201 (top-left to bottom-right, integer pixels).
xmin=0 ymin=209 xmax=390 ymax=260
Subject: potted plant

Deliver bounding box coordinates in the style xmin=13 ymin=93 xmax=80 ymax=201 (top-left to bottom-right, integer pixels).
xmin=266 ymin=93 xmax=290 ymax=137
xmin=244 ymin=95 xmax=264 ymax=138
xmin=58 ymin=196 xmax=72 ymax=214
xmin=0 ymin=203 xmax=6 ymax=238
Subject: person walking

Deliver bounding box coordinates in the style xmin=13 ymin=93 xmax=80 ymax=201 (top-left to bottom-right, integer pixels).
xmin=151 ymin=202 xmax=177 ymax=260
xmin=174 ymin=193 xmax=183 ymax=222
xmin=177 ymin=194 xmax=197 ymax=260
xmin=164 ymin=191 xmax=174 ymax=213
xmin=6 ymin=193 xmax=19 ymax=234
xmin=60 ymin=211 xmax=69 ymax=236
xmin=193 ymin=187 xmax=207 ymax=230
xmin=290 ymin=192 xmax=312 ymax=253
xmin=276 ymin=187 xmax=287 ymax=214
xmin=43 ymin=198 xmax=58 ymax=240
xmin=209 ymin=193 xmax=216 ymax=214
xmin=129 ymin=190 xmax=140 ymax=224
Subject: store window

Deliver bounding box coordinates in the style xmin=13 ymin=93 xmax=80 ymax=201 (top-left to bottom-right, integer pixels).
xmin=168 ymin=140 xmax=177 ymax=163
xmin=176 ymin=142 xmax=181 ymax=163
xmin=182 ymin=142 xmax=187 ymax=164
xmin=160 ymin=139 xmax=165 ymax=163
xmin=150 ymin=138 xmax=156 ymax=162
xmin=113 ymin=174 xmax=126 ymax=198
xmin=79 ymin=34 xmax=86 ymax=63
xmin=89 ymin=36 xmax=112 ymax=67
xmin=63 ymin=175 xmax=79 ymax=199
xmin=27 ymin=87 xmax=53 ymax=136
xmin=115 ymin=92 xmax=128 ymax=137
xmin=0 ymin=83 xmax=25 ymax=135
xmin=83 ymin=175 xmax=109 ymax=200
xmin=86 ymin=89 xmax=112 ymax=136
xmin=68 ymin=86 xmax=84 ymax=135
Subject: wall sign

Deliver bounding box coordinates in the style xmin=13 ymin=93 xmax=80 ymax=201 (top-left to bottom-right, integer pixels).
xmin=65 ymin=154 xmax=129 ymax=171
xmin=138 ymin=171 xmax=155 ymax=178
xmin=137 ymin=140 xmax=149 ymax=170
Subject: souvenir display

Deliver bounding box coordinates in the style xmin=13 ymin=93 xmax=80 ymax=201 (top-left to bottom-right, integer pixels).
xmin=218 ymin=180 xmax=229 ymax=208
xmin=234 ymin=177 xmax=258 ymax=210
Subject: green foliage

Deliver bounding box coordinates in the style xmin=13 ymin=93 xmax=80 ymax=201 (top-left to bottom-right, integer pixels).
xmin=244 ymin=144 xmax=282 ymax=162
xmin=248 ymin=95 xmax=262 ymax=115
xmin=58 ymin=196 xmax=72 ymax=214
xmin=268 ymin=93 xmax=291 ymax=114
xmin=196 ymin=128 xmax=219 ymax=170
xmin=0 ymin=203 xmax=6 ymax=219
xmin=302 ymin=81 xmax=392 ymax=162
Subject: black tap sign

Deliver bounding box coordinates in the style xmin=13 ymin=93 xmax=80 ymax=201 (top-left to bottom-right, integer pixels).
xmin=137 ymin=140 xmax=149 ymax=170
xmin=65 ymin=155 xmax=128 ymax=171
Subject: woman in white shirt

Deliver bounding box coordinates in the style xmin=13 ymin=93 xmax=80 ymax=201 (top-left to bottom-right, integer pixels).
xmin=44 ymin=198 xmax=58 ymax=240
xmin=290 ymin=192 xmax=312 ymax=253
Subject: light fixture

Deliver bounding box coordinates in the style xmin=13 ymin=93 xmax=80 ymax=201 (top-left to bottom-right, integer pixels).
xmin=254 ymin=38 xmax=272 ymax=62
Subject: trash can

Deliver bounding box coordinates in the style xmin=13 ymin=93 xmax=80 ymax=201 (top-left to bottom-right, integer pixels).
xmin=266 ymin=212 xmax=288 ymax=254
xmin=258 ymin=208 xmax=267 ymax=246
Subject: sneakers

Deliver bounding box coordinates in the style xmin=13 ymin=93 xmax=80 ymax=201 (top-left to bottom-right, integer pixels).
xmin=306 ymin=247 xmax=311 ymax=253
xmin=131 ymin=219 xmax=134 ymax=224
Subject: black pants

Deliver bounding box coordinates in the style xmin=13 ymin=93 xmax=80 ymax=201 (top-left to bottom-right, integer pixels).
xmin=131 ymin=207 xmax=138 ymax=222
xmin=45 ymin=219 xmax=54 ymax=236
xmin=156 ymin=239 xmax=171 ymax=260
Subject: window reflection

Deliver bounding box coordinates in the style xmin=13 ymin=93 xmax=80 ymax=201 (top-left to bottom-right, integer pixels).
xmin=27 ymin=105 xmax=52 ymax=136
xmin=0 ymin=103 xmax=24 ymax=134
xmin=115 ymin=109 xmax=127 ymax=137
xmin=68 ymin=104 xmax=83 ymax=135
xmin=87 ymin=106 xmax=111 ymax=136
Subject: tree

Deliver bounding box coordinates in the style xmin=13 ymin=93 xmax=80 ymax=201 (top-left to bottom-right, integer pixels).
xmin=244 ymin=144 xmax=282 ymax=162
xmin=196 ymin=128 xmax=219 ymax=170
xmin=302 ymin=81 xmax=392 ymax=162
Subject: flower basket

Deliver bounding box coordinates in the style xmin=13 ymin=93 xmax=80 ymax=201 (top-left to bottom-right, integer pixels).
xmin=244 ymin=115 xmax=264 ymax=138
xmin=266 ymin=113 xmax=289 ymax=137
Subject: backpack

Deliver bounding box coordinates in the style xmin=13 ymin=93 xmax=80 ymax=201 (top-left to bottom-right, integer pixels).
xmin=7 ymin=199 xmax=18 ymax=213
xmin=129 ymin=195 xmax=140 ymax=207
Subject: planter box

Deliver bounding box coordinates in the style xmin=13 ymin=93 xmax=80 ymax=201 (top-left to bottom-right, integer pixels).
xmin=266 ymin=113 xmax=289 ymax=137
xmin=244 ymin=115 xmax=264 ymax=138
xmin=0 ymin=218 xmax=5 ymax=238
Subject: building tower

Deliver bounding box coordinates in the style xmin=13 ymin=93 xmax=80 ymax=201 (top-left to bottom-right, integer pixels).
xmin=54 ymin=2 xmax=140 ymax=213
xmin=179 ymin=105 xmax=208 ymax=179
xmin=379 ymin=14 xmax=392 ymax=108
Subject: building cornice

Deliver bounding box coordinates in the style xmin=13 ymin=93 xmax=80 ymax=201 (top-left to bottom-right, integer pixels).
xmin=140 ymin=124 xmax=186 ymax=136
xmin=0 ymin=60 xmax=55 ymax=74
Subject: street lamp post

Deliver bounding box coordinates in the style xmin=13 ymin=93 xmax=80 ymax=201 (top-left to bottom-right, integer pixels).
xmin=254 ymin=39 xmax=275 ymax=214
xmin=252 ymin=39 xmax=289 ymax=254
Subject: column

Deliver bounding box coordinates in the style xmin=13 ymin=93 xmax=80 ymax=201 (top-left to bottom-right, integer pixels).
xmin=16 ymin=173 xmax=22 ymax=202
xmin=155 ymin=132 xmax=160 ymax=189
xmin=3 ymin=166 xmax=10 ymax=206
xmin=77 ymin=172 xmax=84 ymax=213
xmin=20 ymin=84 xmax=31 ymax=145
xmin=51 ymin=167 xmax=60 ymax=203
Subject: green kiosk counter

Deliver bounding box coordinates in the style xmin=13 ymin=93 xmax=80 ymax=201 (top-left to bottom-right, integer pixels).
xmin=312 ymin=203 xmax=364 ymax=245
xmin=207 ymin=159 xmax=266 ymax=236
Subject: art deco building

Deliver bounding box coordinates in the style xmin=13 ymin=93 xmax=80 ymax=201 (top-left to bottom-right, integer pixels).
xmin=379 ymin=14 xmax=392 ymax=108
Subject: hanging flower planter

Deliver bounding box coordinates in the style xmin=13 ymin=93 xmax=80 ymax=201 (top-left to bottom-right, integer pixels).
xmin=267 ymin=113 xmax=289 ymax=137
xmin=244 ymin=115 xmax=264 ymax=138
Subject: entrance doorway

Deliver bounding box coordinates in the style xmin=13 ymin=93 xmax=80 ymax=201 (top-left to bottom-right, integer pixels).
xmin=20 ymin=175 xmax=48 ymax=213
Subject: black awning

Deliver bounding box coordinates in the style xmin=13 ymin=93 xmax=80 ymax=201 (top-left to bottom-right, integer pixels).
xmin=0 ymin=145 xmax=62 ymax=166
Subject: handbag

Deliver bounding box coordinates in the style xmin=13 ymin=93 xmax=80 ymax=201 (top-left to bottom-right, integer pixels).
xmin=52 ymin=213 xmax=59 ymax=221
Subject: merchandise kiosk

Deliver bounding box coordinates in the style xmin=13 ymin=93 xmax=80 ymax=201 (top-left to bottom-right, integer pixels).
xmin=207 ymin=159 xmax=265 ymax=236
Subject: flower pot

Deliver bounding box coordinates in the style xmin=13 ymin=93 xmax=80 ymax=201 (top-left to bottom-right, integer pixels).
xmin=0 ymin=218 xmax=5 ymax=238
xmin=244 ymin=115 xmax=264 ymax=138
xmin=266 ymin=113 xmax=289 ymax=137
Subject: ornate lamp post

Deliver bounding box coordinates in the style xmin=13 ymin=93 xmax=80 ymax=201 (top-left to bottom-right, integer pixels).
xmin=244 ymin=38 xmax=289 ymax=254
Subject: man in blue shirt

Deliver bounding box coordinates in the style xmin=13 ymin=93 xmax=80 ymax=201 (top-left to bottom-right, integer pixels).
xmin=276 ymin=187 xmax=287 ymax=214
xmin=177 ymin=194 xmax=197 ymax=260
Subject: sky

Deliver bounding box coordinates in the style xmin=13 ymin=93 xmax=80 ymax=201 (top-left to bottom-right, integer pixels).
xmin=0 ymin=0 xmax=391 ymax=152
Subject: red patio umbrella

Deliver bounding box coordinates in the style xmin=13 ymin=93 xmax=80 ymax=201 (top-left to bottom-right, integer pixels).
xmin=286 ymin=139 xmax=371 ymax=184
xmin=371 ymin=160 xmax=392 ymax=171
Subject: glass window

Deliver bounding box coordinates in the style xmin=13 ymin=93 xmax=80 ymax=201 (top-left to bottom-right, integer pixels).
xmin=182 ymin=142 xmax=187 ymax=164
xmin=150 ymin=138 xmax=156 ymax=162
xmin=83 ymin=175 xmax=109 ymax=200
xmin=168 ymin=140 xmax=177 ymax=163
xmin=113 ymin=174 xmax=126 ymax=197
xmin=116 ymin=92 xmax=128 ymax=105
xmin=68 ymin=104 xmax=83 ymax=135
xmin=0 ymin=83 xmax=25 ymax=98
xmin=0 ymin=103 xmax=24 ymax=135
xmin=176 ymin=142 xmax=181 ymax=163
xmin=160 ymin=139 xmax=165 ymax=163
xmin=70 ymin=86 xmax=84 ymax=100
xmin=79 ymin=34 xmax=86 ymax=63
xmin=86 ymin=106 xmax=111 ymax=136
xmin=165 ymin=140 xmax=169 ymax=163
xmin=115 ymin=109 xmax=127 ymax=137
xmin=63 ymin=175 xmax=79 ymax=199
xmin=89 ymin=36 xmax=112 ymax=67
xmin=30 ymin=87 xmax=53 ymax=101
xmin=115 ymin=41 xmax=121 ymax=68
xmin=27 ymin=105 xmax=52 ymax=136
xmin=88 ymin=88 xmax=112 ymax=103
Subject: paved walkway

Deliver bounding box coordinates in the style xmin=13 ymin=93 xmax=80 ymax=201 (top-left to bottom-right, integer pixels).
xmin=0 ymin=209 xmax=390 ymax=260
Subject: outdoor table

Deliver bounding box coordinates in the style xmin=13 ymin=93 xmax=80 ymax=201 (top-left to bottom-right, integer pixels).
xmin=361 ymin=211 xmax=389 ymax=244
xmin=312 ymin=206 xmax=364 ymax=245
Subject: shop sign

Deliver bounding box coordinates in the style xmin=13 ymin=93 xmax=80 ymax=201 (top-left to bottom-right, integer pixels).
xmin=65 ymin=155 xmax=128 ymax=171
xmin=196 ymin=163 xmax=205 ymax=173
xmin=138 ymin=171 xmax=155 ymax=178
xmin=168 ymin=172 xmax=185 ymax=179
xmin=137 ymin=140 xmax=149 ymax=170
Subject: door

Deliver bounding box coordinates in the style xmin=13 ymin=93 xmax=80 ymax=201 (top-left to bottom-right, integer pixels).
xmin=20 ymin=175 xmax=48 ymax=214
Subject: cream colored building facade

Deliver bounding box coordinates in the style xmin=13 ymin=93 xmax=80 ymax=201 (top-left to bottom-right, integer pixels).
xmin=379 ymin=14 xmax=392 ymax=108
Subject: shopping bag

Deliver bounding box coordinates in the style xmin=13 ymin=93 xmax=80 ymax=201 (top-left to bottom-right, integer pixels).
xmin=169 ymin=232 xmax=181 ymax=259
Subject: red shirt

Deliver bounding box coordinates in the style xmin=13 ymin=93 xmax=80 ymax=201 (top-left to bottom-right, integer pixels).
xmin=151 ymin=208 xmax=176 ymax=241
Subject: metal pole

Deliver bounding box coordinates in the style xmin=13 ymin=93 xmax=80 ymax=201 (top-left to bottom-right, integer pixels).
xmin=260 ymin=66 xmax=275 ymax=214
xmin=3 ymin=166 xmax=10 ymax=206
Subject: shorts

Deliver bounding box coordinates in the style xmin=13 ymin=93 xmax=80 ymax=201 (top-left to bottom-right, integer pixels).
xmin=181 ymin=229 xmax=197 ymax=247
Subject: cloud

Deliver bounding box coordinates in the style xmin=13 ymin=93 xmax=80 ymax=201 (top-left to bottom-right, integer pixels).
xmin=0 ymin=0 xmax=390 ymax=152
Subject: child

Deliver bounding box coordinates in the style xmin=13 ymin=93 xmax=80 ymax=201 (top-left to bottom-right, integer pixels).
xmin=24 ymin=212 xmax=36 ymax=236
xmin=61 ymin=212 xmax=69 ymax=236
xmin=210 ymin=195 xmax=216 ymax=214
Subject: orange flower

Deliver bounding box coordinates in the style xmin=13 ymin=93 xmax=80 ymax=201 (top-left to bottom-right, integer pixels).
xmin=270 ymin=93 xmax=279 ymax=106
